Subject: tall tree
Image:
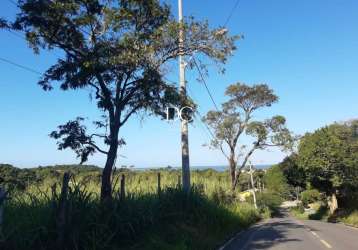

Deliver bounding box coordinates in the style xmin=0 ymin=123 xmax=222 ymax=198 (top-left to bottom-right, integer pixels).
xmin=203 ymin=83 xmax=294 ymax=191
xmin=7 ymin=0 xmax=237 ymax=201
xmin=279 ymin=153 xmax=306 ymax=199
xmin=297 ymin=121 xmax=358 ymax=213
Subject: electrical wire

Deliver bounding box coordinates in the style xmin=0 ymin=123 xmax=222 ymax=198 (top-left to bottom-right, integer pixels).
xmin=0 ymin=56 xmax=42 ymax=75
xmin=192 ymin=57 xmax=220 ymax=111
xmin=223 ymin=0 xmax=242 ymax=27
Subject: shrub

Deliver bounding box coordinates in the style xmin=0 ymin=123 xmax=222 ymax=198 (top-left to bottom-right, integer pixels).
xmin=301 ymin=189 xmax=321 ymax=206
xmin=340 ymin=210 xmax=358 ymax=227
xmin=211 ymin=187 xmax=236 ymax=205
xmin=290 ymin=204 xmax=308 ymax=220
xmin=255 ymin=192 xmax=283 ymax=216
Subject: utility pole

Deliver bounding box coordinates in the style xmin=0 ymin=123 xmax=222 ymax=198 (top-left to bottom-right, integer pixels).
xmin=178 ymin=0 xmax=190 ymax=193
xmin=249 ymin=163 xmax=257 ymax=209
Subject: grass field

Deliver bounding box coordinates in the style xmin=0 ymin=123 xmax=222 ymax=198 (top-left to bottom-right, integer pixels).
xmin=0 ymin=165 xmax=264 ymax=250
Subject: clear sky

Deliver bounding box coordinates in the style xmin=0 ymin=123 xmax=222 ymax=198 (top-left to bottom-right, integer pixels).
xmin=0 ymin=0 xmax=357 ymax=168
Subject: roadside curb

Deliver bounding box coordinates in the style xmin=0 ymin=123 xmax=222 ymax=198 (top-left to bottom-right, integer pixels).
xmin=217 ymin=219 xmax=268 ymax=250
xmin=337 ymin=221 xmax=358 ymax=230
xmin=217 ymin=230 xmax=244 ymax=250
xmin=290 ymin=213 xmax=358 ymax=230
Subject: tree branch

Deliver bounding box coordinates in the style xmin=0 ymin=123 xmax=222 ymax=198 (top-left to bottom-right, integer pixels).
xmin=120 ymin=105 xmax=141 ymax=127
xmin=87 ymin=142 xmax=108 ymax=155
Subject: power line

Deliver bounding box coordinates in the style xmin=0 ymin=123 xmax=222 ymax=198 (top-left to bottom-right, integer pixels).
xmin=195 ymin=110 xmax=216 ymax=139
xmin=192 ymin=57 xmax=220 ymax=111
xmin=0 ymin=57 xmax=42 ymax=75
xmin=186 ymin=83 xmax=216 ymax=141
xmin=223 ymin=0 xmax=242 ymax=27
xmin=7 ymin=0 xmax=17 ymax=7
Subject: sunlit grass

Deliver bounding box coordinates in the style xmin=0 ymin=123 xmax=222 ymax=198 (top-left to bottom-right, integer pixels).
xmin=1 ymin=170 xmax=260 ymax=250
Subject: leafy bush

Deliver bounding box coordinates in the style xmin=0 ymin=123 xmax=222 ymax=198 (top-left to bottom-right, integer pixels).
xmin=301 ymin=189 xmax=321 ymax=206
xmin=211 ymin=187 xmax=236 ymax=205
xmin=255 ymin=192 xmax=283 ymax=216
xmin=263 ymin=165 xmax=290 ymax=200
xmin=289 ymin=202 xmax=309 ymax=219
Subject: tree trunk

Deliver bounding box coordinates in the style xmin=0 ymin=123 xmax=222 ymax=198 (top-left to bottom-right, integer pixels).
xmin=56 ymin=172 xmax=70 ymax=250
xmin=229 ymin=151 xmax=236 ymax=191
xmin=329 ymin=191 xmax=338 ymax=214
xmin=101 ymin=142 xmax=118 ymax=202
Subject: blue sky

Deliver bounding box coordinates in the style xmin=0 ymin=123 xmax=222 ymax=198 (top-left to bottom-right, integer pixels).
xmin=0 ymin=0 xmax=357 ymax=168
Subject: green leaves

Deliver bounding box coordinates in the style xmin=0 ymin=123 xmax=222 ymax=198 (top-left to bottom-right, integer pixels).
xmin=4 ymin=0 xmax=239 ymax=166
xmin=224 ymin=83 xmax=278 ymax=113
xmin=202 ymin=82 xmax=294 ymax=189
xmin=203 ymin=83 xmax=292 ymax=152
xmin=297 ymin=121 xmax=358 ymax=194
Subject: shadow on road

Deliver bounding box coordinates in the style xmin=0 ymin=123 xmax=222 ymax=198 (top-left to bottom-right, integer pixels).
xmin=223 ymin=209 xmax=308 ymax=250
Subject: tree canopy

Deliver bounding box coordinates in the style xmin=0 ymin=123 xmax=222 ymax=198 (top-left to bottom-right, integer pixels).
xmin=5 ymin=0 xmax=238 ymax=200
xmin=203 ymin=83 xmax=294 ymax=190
xmin=279 ymin=153 xmax=306 ymax=189
xmin=297 ymin=120 xmax=358 ymax=212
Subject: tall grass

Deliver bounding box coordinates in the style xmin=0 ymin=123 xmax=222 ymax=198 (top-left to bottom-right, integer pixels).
xmin=340 ymin=210 xmax=358 ymax=227
xmin=1 ymin=172 xmax=260 ymax=250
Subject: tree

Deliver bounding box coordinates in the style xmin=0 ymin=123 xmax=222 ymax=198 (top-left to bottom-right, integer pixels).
xmin=203 ymin=83 xmax=294 ymax=191
xmin=263 ymin=165 xmax=290 ymax=199
xmin=279 ymin=153 xmax=306 ymax=199
xmin=297 ymin=121 xmax=358 ymax=213
xmin=6 ymin=0 xmax=238 ymax=201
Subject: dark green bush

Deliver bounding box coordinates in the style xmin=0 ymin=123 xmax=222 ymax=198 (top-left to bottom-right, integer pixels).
xmin=301 ymin=189 xmax=321 ymax=206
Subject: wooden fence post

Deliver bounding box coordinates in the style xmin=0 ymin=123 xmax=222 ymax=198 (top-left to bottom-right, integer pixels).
xmin=56 ymin=172 xmax=70 ymax=249
xmin=0 ymin=187 xmax=7 ymax=236
xmin=120 ymin=174 xmax=125 ymax=201
xmin=157 ymin=172 xmax=161 ymax=195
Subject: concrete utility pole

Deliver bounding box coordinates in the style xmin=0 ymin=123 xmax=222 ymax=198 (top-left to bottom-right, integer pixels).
xmin=178 ymin=0 xmax=190 ymax=193
xmin=249 ymin=163 xmax=257 ymax=209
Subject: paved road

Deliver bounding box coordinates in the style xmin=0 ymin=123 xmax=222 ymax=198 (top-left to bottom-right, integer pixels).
xmin=222 ymin=210 xmax=358 ymax=250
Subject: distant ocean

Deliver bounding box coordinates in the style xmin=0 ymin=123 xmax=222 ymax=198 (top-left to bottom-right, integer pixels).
xmin=132 ymin=164 xmax=272 ymax=172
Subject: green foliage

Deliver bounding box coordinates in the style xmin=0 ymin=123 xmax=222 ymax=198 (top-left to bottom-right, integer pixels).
xmin=279 ymin=153 xmax=306 ymax=189
xmin=300 ymin=189 xmax=321 ymax=206
xmin=297 ymin=121 xmax=358 ymax=199
xmin=1 ymin=185 xmax=259 ymax=250
xmin=0 ymin=165 xmax=265 ymax=249
xmin=0 ymin=164 xmax=37 ymax=191
xmin=340 ymin=210 xmax=358 ymax=227
xmin=7 ymin=0 xmax=238 ymax=164
xmin=290 ymin=205 xmax=308 ymax=220
xmin=308 ymin=205 xmax=329 ymax=220
xmin=5 ymin=0 xmax=239 ymax=199
xmin=202 ymin=83 xmax=293 ymax=190
xmin=255 ymin=192 xmax=283 ymax=216
xmin=263 ymin=165 xmax=290 ymax=199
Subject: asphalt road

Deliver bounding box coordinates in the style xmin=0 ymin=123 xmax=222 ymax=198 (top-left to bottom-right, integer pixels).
xmin=221 ymin=210 xmax=358 ymax=250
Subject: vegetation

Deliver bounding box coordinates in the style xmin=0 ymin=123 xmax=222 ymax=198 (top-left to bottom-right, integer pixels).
xmin=202 ymin=83 xmax=294 ymax=191
xmin=297 ymin=121 xmax=358 ymax=214
xmin=340 ymin=211 xmax=358 ymax=227
xmin=3 ymin=0 xmax=238 ymax=201
xmin=1 ymin=185 xmax=259 ymax=250
xmin=300 ymin=189 xmax=321 ymax=207
xmin=0 ymin=164 xmax=264 ymax=250
xmin=279 ymin=120 xmax=358 ymax=227
xmin=255 ymin=166 xmax=288 ymax=216
xmin=0 ymin=1 xmax=357 ymax=249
